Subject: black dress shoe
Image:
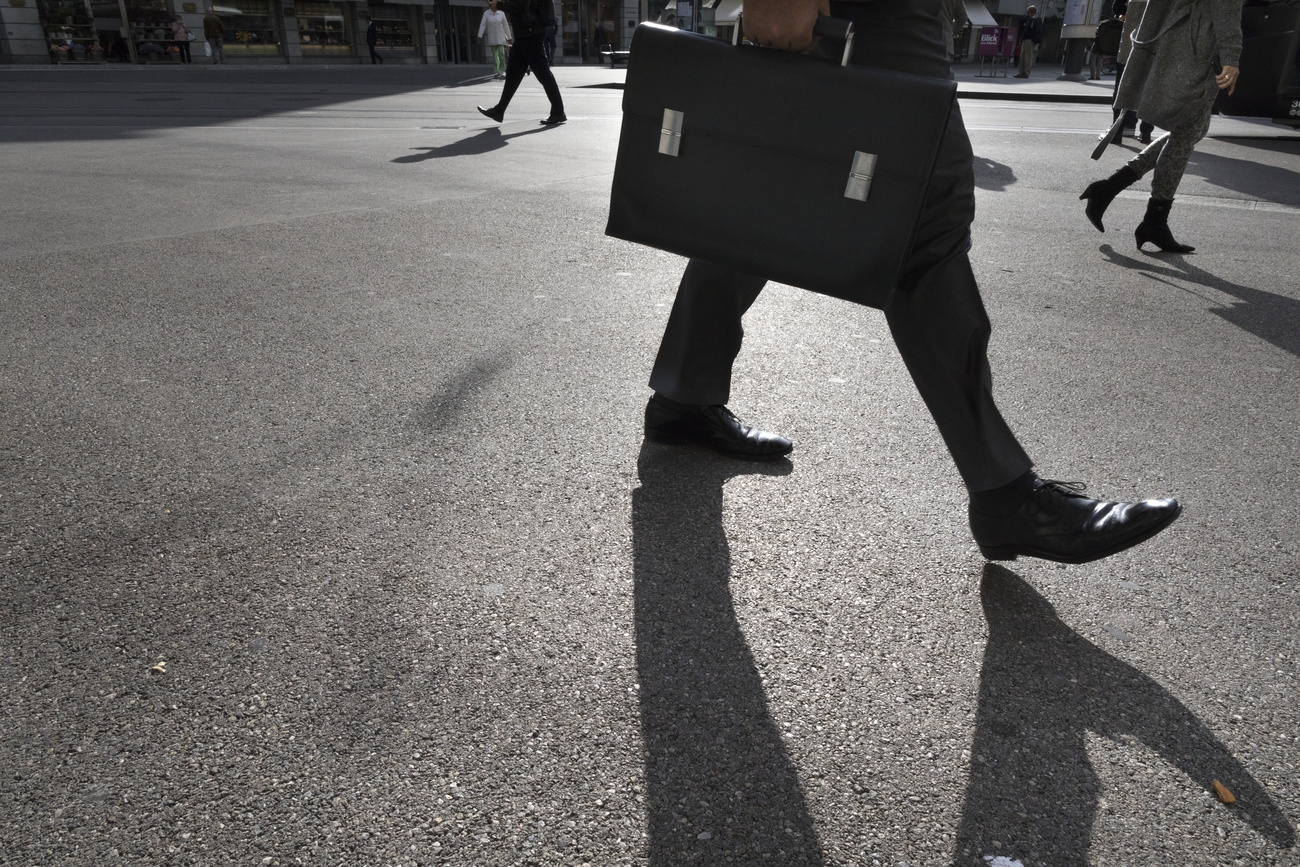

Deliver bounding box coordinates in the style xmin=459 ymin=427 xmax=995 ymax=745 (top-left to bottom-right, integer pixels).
xmin=540 ymin=114 xmax=567 ymax=126
xmin=477 ymin=105 xmax=504 ymax=123
xmin=644 ymin=395 xmax=792 ymax=461
xmin=970 ymin=479 xmax=1181 ymax=565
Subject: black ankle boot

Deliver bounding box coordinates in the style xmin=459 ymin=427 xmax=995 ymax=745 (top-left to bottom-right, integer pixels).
xmin=1079 ymin=165 xmax=1139 ymax=232
xmin=1135 ymin=197 xmax=1195 ymax=253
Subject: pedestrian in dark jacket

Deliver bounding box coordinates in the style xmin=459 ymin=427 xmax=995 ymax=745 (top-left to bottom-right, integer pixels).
xmin=1090 ymin=16 xmax=1123 ymax=79
xmin=365 ymin=14 xmax=383 ymax=64
xmin=202 ymin=6 xmax=224 ymax=64
xmin=1015 ymin=6 xmax=1043 ymax=77
xmin=1107 ymin=0 xmax=1155 ymax=144
xmin=477 ymin=0 xmax=566 ymax=126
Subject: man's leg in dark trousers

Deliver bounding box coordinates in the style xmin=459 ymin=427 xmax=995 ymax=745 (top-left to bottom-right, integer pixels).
xmin=647 ymin=102 xmax=1032 ymax=493
xmin=647 ymin=252 xmax=1030 ymax=492
xmin=648 ymin=261 xmax=766 ymax=406
xmin=495 ymin=36 xmax=564 ymax=117
xmin=885 ymin=248 xmax=1032 ymax=493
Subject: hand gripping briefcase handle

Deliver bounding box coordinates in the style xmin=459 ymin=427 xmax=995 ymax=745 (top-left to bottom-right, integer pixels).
xmin=605 ymin=21 xmax=956 ymax=311
xmin=734 ymin=14 xmax=856 ymax=68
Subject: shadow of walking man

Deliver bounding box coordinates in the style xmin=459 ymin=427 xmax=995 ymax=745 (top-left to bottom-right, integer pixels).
xmin=632 ymin=442 xmax=825 ymax=866
xmin=954 ymin=564 xmax=1295 ymax=865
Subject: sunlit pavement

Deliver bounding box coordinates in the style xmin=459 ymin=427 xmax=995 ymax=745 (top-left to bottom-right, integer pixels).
xmin=2 ymin=65 xmax=1298 ymax=866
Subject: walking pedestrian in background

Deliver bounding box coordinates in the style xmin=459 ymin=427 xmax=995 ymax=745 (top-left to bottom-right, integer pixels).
xmin=203 ymin=6 xmax=224 ymax=64
xmin=1015 ymin=6 xmax=1043 ymax=78
xmin=478 ymin=0 xmax=513 ymax=80
xmin=476 ymin=0 xmax=565 ymax=126
xmin=1080 ymin=0 xmax=1242 ymax=252
xmin=365 ymin=14 xmax=384 ymax=64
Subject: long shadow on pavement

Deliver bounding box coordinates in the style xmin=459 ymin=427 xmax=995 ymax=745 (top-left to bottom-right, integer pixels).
xmin=632 ymin=442 xmax=825 ymax=866
xmin=1188 ymin=142 xmax=1300 ymax=208
xmin=953 ymin=564 xmax=1295 ymax=866
xmin=1100 ymin=243 xmax=1300 ymax=358
xmin=973 ymin=156 xmax=1018 ymax=192
xmin=391 ymin=125 xmax=553 ymax=162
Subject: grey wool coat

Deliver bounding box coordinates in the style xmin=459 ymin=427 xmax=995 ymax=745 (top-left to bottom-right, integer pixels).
xmin=1114 ymin=0 xmax=1243 ymax=130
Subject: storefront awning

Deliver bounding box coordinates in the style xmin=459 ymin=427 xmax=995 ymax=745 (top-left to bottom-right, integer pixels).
xmin=963 ymin=0 xmax=997 ymax=28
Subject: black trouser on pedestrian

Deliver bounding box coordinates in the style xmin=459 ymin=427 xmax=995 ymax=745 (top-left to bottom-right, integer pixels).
xmin=497 ymin=34 xmax=564 ymax=117
xmin=648 ymin=99 xmax=1033 ymax=494
xmin=369 ymin=42 xmax=382 ymax=63
xmin=1112 ymin=61 xmax=1154 ymax=138
xmin=177 ymin=39 xmax=191 ymax=62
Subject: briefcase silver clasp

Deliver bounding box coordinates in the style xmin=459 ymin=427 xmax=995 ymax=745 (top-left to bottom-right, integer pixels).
xmin=659 ymin=109 xmax=685 ymax=157
xmin=844 ymin=151 xmax=877 ymax=201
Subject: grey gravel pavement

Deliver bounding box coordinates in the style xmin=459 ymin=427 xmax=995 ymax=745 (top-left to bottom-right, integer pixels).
xmin=2 ymin=65 xmax=1298 ymax=867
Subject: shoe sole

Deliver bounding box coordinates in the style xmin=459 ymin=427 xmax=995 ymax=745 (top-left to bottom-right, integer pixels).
xmin=644 ymin=428 xmax=792 ymax=462
xmin=977 ymin=502 xmax=1183 ymax=565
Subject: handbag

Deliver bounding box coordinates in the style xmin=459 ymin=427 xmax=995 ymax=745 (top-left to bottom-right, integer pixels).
xmin=605 ymin=21 xmax=956 ymax=310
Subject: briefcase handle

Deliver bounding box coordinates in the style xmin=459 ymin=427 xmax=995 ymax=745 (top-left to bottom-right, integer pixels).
xmin=733 ymin=14 xmax=856 ymax=67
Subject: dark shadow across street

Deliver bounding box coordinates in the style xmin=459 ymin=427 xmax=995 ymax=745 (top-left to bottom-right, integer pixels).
xmin=1099 ymin=243 xmax=1300 ymax=358
xmin=973 ymin=156 xmax=1018 ymax=192
xmin=392 ymin=125 xmax=555 ymax=162
xmin=953 ymin=564 xmax=1295 ymax=866
xmin=1187 ymin=139 xmax=1300 ymax=208
xmin=632 ymin=442 xmax=825 ymax=866
xmin=0 ymin=66 xmax=494 ymax=144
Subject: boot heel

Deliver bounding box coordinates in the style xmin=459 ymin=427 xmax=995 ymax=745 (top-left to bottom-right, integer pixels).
xmin=1135 ymin=197 xmax=1195 ymax=253
xmin=1135 ymin=224 xmax=1152 ymax=251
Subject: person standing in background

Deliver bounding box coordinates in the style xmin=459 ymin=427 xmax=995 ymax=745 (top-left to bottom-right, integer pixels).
xmin=1015 ymin=5 xmax=1043 ymax=78
xmin=1111 ymin=0 xmax=1155 ymax=144
xmin=1090 ymin=13 xmax=1122 ymax=80
xmin=170 ymin=15 xmax=193 ymax=63
xmin=203 ymin=6 xmax=224 ymax=64
xmin=939 ymin=0 xmax=967 ymax=61
xmin=478 ymin=0 xmax=513 ymax=79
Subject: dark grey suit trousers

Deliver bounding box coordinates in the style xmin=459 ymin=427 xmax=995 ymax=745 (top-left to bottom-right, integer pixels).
xmin=647 ymin=96 xmax=1033 ymax=493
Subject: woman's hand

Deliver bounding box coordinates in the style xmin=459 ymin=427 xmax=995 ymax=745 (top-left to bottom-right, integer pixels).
xmin=1216 ymin=65 xmax=1239 ymax=96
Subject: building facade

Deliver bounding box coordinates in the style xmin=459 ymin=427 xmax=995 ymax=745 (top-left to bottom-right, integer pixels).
xmin=0 ymin=0 xmax=641 ymax=65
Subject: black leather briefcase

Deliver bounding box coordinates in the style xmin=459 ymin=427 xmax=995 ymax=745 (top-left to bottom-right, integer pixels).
xmin=605 ymin=23 xmax=957 ymax=310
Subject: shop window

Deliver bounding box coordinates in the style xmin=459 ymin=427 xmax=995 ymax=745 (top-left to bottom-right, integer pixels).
xmin=215 ymin=0 xmax=281 ymax=56
xmin=368 ymin=3 xmax=417 ymax=56
xmin=39 ymin=0 xmax=103 ymax=61
xmin=297 ymin=0 xmax=353 ymax=56
xmin=560 ymin=0 xmax=619 ymax=62
xmin=131 ymin=0 xmax=185 ymax=59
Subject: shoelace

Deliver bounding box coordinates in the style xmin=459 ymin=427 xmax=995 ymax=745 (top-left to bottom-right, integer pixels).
xmin=1037 ymin=479 xmax=1089 ymax=499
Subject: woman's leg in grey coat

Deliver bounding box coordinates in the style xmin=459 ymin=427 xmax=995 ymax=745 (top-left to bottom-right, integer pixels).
xmin=1124 ymin=103 xmax=1213 ymax=199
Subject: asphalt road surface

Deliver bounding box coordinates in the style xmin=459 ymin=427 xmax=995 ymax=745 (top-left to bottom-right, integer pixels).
xmin=2 ymin=65 xmax=1298 ymax=867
